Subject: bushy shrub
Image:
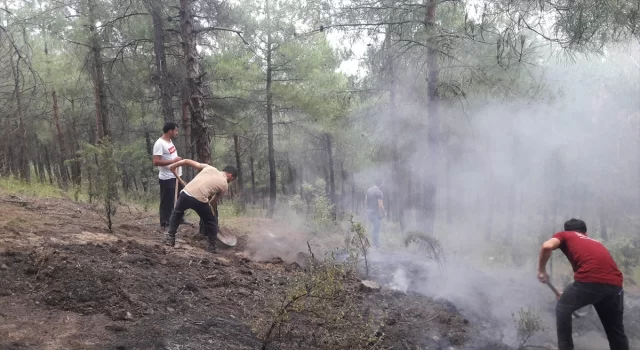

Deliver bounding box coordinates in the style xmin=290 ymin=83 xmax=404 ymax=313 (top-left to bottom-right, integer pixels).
xmin=606 ymin=236 xmax=640 ymax=277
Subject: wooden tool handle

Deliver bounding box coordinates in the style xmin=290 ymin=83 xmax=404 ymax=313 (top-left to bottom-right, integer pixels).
xmin=172 ymin=169 xmax=187 ymax=187
xmin=545 ymin=281 xmax=561 ymax=297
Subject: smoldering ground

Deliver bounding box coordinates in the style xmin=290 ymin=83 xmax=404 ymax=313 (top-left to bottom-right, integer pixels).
xmin=251 ymin=43 xmax=640 ymax=348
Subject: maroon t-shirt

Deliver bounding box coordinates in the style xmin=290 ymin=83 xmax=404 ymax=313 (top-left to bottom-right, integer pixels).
xmin=552 ymin=231 xmax=623 ymax=287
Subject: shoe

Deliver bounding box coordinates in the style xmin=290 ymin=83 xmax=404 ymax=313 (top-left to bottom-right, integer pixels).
xmin=165 ymin=234 xmax=176 ymax=247
xmin=206 ymin=245 xmax=217 ymax=253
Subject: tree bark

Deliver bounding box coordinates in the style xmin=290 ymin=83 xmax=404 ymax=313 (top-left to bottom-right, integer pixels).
xmin=145 ymin=0 xmax=174 ymax=122
xmin=70 ymin=103 xmax=82 ymax=186
xmin=35 ymin=139 xmax=45 ymax=183
xmin=9 ymin=47 xmax=30 ymax=183
xmin=51 ymin=91 xmax=69 ymax=188
xmin=180 ymin=0 xmax=210 ymax=164
xmin=181 ymin=85 xmax=193 ymax=158
xmin=250 ymin=155 xmax=256 ymax=205
xmin=325 ymin=133 xmax=336 ymax=211
xmin=233 ymin=134 xmax=244 ymax=207
xmin=89 ymin=0 xmax=110 ymax=140
xmin=265 ymin=12 xmax=277 ymax=218
xmin=43 ymin=146 xmax=54 ymax=185
xmin=423 ymin=0 xmax=440 ymax=235
xmin=288 ymin=156 xmax=296 ymax=195
xmin=145 ymin=131 xmax=153 ymax=156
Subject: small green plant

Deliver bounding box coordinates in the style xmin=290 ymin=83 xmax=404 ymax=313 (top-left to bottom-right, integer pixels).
xmin=75 ymin=137 xmax=120 ymax=232
xmin=348 ymin=213 xmax=370 ymax=278
xmin=512 ymin=307 xmax=545 ymax=350
xmin=404 ymin=231 xmax=445 ymax=270
xmin=254 ymin=246 xmax=383 ymax=350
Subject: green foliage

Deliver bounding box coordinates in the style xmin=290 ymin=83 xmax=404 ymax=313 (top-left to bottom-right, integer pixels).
xmin=606 ymin=236 xmax=640 ymax=277
xmin=254 ymin=249 xmax=383 ymax=349
xmin=403 ymin=232 xmax=445 ymax=270
xmin=0 ymin=176 xmax=66 ymax=199
xmin=290 ymin=179 xmax=336 ymax=232
xmin=75 ymin=138 xmax=120 ymax=232
xmin=347 ymin=213 xmax=370 ymax=277
xmin=512 ymin=307 xmax=545 ymax=350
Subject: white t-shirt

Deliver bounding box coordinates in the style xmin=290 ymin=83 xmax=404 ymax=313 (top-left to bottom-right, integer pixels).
xmin=152 ymin=138 xmax=182 ymax=180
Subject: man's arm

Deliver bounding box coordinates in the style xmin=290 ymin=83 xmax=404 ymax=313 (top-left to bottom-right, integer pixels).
xmin=537 ymin=238 xmax=561 ymax=282
xmin=378 ymin=198 xmax=385 ymax=217
xmin=169 ymin=159 xmax=205 ymax=172
xmin=153 ymin=155 xmax=182 ymax=166
xmin=152 ymin=142 xmax=181 ymax=166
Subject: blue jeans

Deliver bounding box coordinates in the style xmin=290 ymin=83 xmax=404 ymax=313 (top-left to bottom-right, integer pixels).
xmin=367 ymin=211 xmax=381 ymax=247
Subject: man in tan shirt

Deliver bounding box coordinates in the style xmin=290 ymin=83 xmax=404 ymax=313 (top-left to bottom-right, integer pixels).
xmin=166 ymin=159 xmax=237 ymax=252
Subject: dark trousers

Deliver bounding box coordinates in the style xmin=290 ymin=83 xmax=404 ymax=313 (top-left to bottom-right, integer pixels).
xmin=556 ymin=281 xmax=628 ymax=350
xmin=168 ymin=192 xmax=218 ymax=247
xmin=159 ymin=178 xmax=184 ymax=227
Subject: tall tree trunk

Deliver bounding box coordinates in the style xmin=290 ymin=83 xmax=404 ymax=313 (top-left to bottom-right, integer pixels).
xmin=145 ymin=0 xmax=174 ymax=122
xmin=42 ymin=14 xmax=69 ymax=188
xmin=250 ymin=155 xmax=256 ymax=205
xmin=233 ymin=134 xmax=244 ymax=207
xmin=89 ymin=0 xmax=109 ymax=140
xmin=385 ymin=23 xmax=405 ymax=229
xmin=287 ymin=156 xmax=296 ymax=195
xmin=145 ymin=131 xmax=153 ymax=155
xmin=423 ymin=0 xmax=440 ymax=234
xmin=325 ymin=133 xmax=336 ymax=217
xmin=265 ymin=17 xmax=277 ymax=218
xmin=70 ymin=103 xmax=82 ymax=186
xmin=9 ymin=47 xmax=30 ymax=183
xmin=35 ymin=139 xmax=45 ymax=183
xmin=340 ymin=162 xmax=346 ymax=213
xmin=181 ymin=86 xmax=193 ymax=166
xmin=43 ymin=146 xmax=54 ymax=185
xmin=180 ymin=0 xmax=210 ymax=163
xmin=8 ymin=144 xmax=17 ymax=178
xmin=52 ymin=91 xmax=69 ymax=188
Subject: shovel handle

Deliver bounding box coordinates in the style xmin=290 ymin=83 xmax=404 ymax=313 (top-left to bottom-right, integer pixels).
xmin=545 ymin=281 xmax=561 ymax=297
xmin=172 ymin=169 xmax=187 ymax=187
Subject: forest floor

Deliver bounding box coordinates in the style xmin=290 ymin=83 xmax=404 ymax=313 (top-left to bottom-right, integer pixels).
xmin=0 ymin=191 xmax=512 ymax=350
xmin=0 ymin=190 xmax=639 ymax=350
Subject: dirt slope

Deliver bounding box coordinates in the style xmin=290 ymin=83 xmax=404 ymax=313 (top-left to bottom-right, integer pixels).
xmin=0 ymin=193 xmax=505 ymax=350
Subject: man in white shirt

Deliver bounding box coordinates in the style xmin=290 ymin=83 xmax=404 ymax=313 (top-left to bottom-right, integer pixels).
xmin=152 ymin=122 xmax=184 ymax=228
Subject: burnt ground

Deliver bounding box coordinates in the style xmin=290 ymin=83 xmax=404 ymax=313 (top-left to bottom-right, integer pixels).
xmin=0 ymin=193 xmax=508 ymax=350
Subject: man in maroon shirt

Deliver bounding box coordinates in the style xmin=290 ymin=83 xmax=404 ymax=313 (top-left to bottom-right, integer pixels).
xmin=537 ymin=218 xmax=629 ymax=350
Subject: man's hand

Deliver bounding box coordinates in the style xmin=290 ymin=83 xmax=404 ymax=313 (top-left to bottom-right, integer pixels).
xmin=537 ymin=270 xmax=550 ymax=283
xmin=169 ymin=160 xmax=182 ymax=172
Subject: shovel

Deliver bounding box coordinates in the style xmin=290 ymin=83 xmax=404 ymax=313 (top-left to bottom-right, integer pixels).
xmin=173 ymin=171 xmax=237 ymax=247
xmin=545 ymin=281 xmax=587 ymax=318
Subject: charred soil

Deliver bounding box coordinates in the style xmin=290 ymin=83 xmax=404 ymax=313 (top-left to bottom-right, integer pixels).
xmin=1 ymin=194 xmax=508 ymax=349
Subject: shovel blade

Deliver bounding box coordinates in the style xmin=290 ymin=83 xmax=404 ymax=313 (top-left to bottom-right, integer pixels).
xmin=217 ymin=229 xmax=237 ymax=247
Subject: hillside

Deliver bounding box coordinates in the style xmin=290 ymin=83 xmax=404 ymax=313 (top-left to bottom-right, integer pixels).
xmin=0 ymin=192 xmax=512 ymax=350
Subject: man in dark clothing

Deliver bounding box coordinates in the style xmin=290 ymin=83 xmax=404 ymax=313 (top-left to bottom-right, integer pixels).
xmin=365 ymin=179 xmax=385 ymax=248
xmin=537 ymin=218 xmax=629 ymax=350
